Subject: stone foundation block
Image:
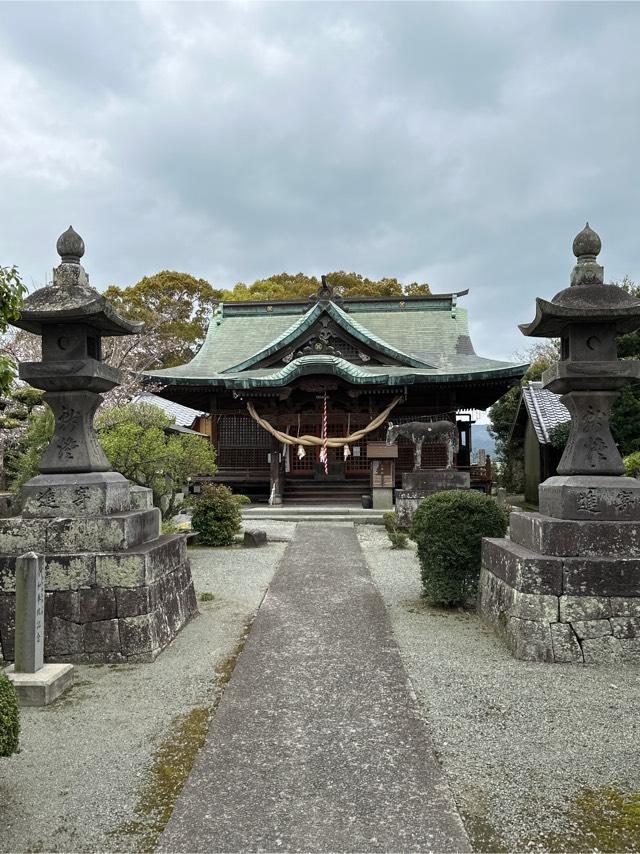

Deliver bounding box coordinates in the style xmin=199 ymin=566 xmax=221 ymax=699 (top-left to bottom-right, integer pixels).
xmin=550 ymin=623 xmax=583 ymax=663
xmin=509 ymin=511 xmax=640 ymax=557
xmin=0 ymin=519 xmax=49 ymax=554
xmin=571 ymin=619 xmax=612 ymax=640
xmin=21 ymin=472 xmax=131 ymax=518
xmin=118 ymin=613 xmax=157 ymax=657
xmin=539 ymin=476 xmax=640 ymax=521
xmin=95 ymin=535 xmax=186 ymax=588
xmin=563 ymin=556 xmax=640 ymax=597
xmin=130 ymin=485 xmax=154 ymax=510
xmin=5 ymin=662 xmax=74 ymax=706
xmin=505 ymin=616 xmax=554 ymax=663
xmin=482 ymin=537 xmax=563 ymax=595
xmin=244 ymin=529 xmax=267 ymax=548
xmin=611 ymin=598 xmax=640 ymax=617
xmin=559 ymin=595 xmax=611 ymax=622
xmin=84 ymin=619 xmax=121 ymax=653
xmin=48 ymin=617 xmax=83 ymax=656
xmin=611 ymin=616 xmax=640 ymax=639
xmin=46 ymin=508 xmax=161 ymax=552
xmin=581 ymin=636 xmax=624 ymax=664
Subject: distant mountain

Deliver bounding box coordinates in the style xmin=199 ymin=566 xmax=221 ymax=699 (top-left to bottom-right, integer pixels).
xmin=471 ymin=424 xmax=496 ymax=460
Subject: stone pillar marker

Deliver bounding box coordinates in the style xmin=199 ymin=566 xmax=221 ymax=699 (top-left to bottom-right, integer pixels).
xmin=15 ymin=552 xmax=45 ymax=673
xmin=7 ymin=552 xmax=74 ymax=705
xmin=478 ymin=224 xmax=640 ymax=664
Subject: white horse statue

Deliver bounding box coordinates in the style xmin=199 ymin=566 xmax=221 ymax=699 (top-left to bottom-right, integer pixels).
xmin=386 ymin=420 xmax=459 ymax=471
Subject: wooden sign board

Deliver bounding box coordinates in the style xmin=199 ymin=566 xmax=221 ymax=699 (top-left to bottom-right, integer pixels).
xmin=367 ymin=441 xmax=398 ymax=459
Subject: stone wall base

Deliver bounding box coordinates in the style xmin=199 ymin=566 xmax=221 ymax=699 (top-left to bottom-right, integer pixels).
xmin=0 ymin=500 xmax=198 ymax=663
xmin=396 ymin=469 xmax=470 ymax=527
xmin=478 ymin=510 xmax=640 ymax=664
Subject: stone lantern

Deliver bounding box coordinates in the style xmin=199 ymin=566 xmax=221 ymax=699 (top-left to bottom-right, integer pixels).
xmin=0 ymin=228 xmax=198 ymax=664
xmin=478 ymin=225 xmax=640 ymax=664
xmin=15 ymin=227 xmax=143 ymax=517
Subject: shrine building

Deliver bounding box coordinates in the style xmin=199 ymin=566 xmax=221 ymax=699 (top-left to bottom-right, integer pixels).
xmin=145 ymin=280 xmax=527 ymax=504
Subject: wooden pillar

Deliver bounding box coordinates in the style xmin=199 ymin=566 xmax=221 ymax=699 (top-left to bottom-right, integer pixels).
xmin=269 ymin=434 xmax=283 ymax=505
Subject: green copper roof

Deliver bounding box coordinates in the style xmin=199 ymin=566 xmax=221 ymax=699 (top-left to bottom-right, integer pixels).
xmin=144 ymin=292 xmax=527 ymax=389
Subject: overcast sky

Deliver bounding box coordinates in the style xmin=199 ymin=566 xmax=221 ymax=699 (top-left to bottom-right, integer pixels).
xmin=1 ymin=1 xmax=640 ymax=363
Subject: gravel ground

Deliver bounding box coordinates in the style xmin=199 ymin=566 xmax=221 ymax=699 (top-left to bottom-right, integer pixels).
xmin=0 ymin=538 xmax=287 ymax=854
xmin=357 ymin=525 xmax=640 ymax=853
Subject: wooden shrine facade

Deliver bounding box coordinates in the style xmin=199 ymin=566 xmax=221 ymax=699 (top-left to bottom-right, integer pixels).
xmin=145 ymin=282 xmax=527 ymax=503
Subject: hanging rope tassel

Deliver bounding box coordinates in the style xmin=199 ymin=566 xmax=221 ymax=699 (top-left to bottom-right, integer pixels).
xmin=296 ymin=413 xmax=305 ymax=458
xmin=319 ymin=392 xmax=329 ymax=475
xmin=343 ymin=413 xmax=351 ymax=460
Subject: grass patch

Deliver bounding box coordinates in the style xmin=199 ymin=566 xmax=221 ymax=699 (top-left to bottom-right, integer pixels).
xmin=117 ymin=707 xmax=210 ymax=851
xmin=198 ymin=592 xmax=215 ymax=602
xmin=113 ymin=617 xmax=255 ymax=851
xmin=546 ymin=786 xmax=640 ymax=852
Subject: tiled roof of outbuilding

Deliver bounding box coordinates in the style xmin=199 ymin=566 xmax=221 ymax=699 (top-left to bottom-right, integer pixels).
xmin=132 ymin=392 xmax=206 ymax=428
xmin=521 ymin=381 xmax=570 ymax=444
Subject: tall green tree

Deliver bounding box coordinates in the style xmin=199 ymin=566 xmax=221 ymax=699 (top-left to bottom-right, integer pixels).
xmin=220 ymin=271 xmax=431 ymax=301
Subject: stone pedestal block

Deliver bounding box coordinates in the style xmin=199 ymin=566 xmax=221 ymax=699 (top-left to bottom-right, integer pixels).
xmin=372 ymin=487 xmax=394 ymax=510
xmin=396 ymin=469 xmax=470 ymax=527
xmin=539 ymin=475 xmax=640 ymax=521
xmin=21 ymin=472 xmax=131 ymax=518
xmin=0 ymin=507 xmax=197 ymax=664
xmin=5 ymin=662 xmax=74 ymax=706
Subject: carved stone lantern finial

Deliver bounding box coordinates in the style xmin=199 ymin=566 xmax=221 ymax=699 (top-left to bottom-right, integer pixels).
xmin=56 ymin=226 xmax=85 ymax=264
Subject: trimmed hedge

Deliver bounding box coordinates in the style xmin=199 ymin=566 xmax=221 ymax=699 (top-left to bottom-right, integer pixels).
xmin=0 ymin=672 xmax=19 ymax=757
xmin=191 ymin=484 xmax=242 ymax=547
xmin=411 ymin=490 xmax=508 ymax=606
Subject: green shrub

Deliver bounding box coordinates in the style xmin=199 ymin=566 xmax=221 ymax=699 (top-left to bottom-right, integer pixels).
xmin=233 ymin=494 xmax=251 ymax=507
xmin=624 ymin=451 xmax=640 ymax=478
xmin=0 ymin=672 xmax=19 ymax=756
xmin=383 ymin=510 xmax=409 ymax=548
xmin=191 ymin=484 xmax=242 ymax=547
xmin=549 ymin=420 xmax=571 ymax=450
xmin=198 ymin=591 xmax=215 ymax=602
xmin=411 ymin=490 xmax=508 ymax=607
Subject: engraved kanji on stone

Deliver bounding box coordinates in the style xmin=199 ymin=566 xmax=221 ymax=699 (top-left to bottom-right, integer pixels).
xmin=36 ymin=486 xmax=59 ymax=508
xmin=72 ymin=486 xmax=90 ymax=508
xmin=59 ymin=405 xmax=80 ymax=428
xmin=583 ymin=405 xmax=605 ymax=434
xmin=56 ymin=436 xmax=80 ymax=460
xmin=577 ymin=488 xmax=600 ymax=514
xmin=617 ymin=490 xmax=636 ymax=513
xmin=586 ymin=436 xmax=608 ymax=467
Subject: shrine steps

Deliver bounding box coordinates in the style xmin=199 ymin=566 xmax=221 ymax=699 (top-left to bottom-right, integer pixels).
xmin=242 ymin=506 xmax=386 ymax=525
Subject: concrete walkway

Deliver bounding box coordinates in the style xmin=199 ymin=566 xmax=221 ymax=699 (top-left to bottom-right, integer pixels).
xmin=159 ymin=525 xmax=470 ymax=853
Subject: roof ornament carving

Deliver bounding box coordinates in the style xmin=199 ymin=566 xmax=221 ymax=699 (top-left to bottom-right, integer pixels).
xmin=308 ymin=275 xmax=344 ymax=305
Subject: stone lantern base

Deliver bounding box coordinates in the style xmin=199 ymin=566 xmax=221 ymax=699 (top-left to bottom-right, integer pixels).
xmin=0 ymin=480 xmax=198 ymax=664
xmin=478 ymin=476 xmax=640 ymax=664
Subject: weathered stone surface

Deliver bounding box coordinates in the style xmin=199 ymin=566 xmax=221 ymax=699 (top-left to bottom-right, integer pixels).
xmin=509 ymin=511 xmax=640 ymax=557
xmin=539 ymin=475 xmax=640 ymax=521
xmin=550 ymin=623 xmax=583 ymax=663
xmin=79 ymin=588 xmax=116 ymax=622
xmin=401 ymin=469 xmax=470 ymax=492
xmin=119 ymin=613 xmax=157 ymax=657
xmin=610 ymin=597 xmax=640 ymax=617
xmin=505 ymin=616 xmax=554 ymax=663
xmin=478 ymin=567 xmax=558 ymax=626
xmin=47 ymin=616 xmax=83 ymax=656
xmin=115 ymin=586 xmax=151 ymax=618
xmin=46 ymin=554 xmax=95 ymax=590
xmin=0 ymin=556 xmax=17 ymax=593
xmin=83 ymin=619 xmax=120 ymax=653
xmin=620 ymin=639 xmax=640 ymax=662
xmin=563 ymin=556 xmax=640 ymax=596
xmin=95 ymin=534 xmax=187 ymax=588
xmin=0 ymin=593 xmax=15 ymax=659
xmin=559 ymin=595 xmax=611 ymax=622
xmin=610 ymin=616 xmax=640 ymax=639
xmin=571 ymin=619 xmax=612 ymax=640
xmin=581 ymin=635 xmax=624 ymax=664
xmin=53 ymin=590 xmax=81 ymax=622
xmin=244 ymin=529 xmax=267 ymax=548
xmin=21 ymin=472 xmax=131 ymax=518
xmin=130 ymin=485 xmax=153 ymax=511
xmin=45 ymin=508 xmax=160 ymax=552
xmin=482 ymin=537 xmax=562 ymax=595
xmin=0 ymin=519 xmax=49 ymax=554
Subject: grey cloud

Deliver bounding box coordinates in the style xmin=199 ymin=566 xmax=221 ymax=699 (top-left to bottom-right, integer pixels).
xmin=0 ymin=1 xmax=639 ymax=363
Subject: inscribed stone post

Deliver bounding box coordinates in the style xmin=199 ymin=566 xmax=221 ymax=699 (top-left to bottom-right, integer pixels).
xmin=14 ymin=552 xmax=44 ymax=674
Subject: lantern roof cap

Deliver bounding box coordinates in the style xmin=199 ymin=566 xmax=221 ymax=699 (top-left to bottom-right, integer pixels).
xmin=520 ymin=224 xmax=640 ymax=337
xmin=13 ymin=227 xmax=143 ymax=337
